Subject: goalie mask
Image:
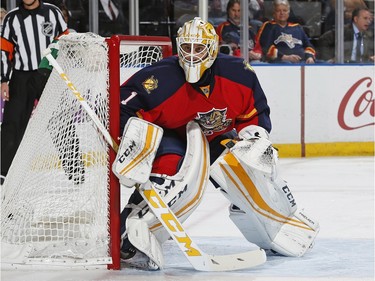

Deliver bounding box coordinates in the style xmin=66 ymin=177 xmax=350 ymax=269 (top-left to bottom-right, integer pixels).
xmin=176 ymin=17 xmax=219 ymax=83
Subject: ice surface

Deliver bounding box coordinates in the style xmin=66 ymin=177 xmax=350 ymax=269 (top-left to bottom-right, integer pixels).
xmin=1 ymin=156 xmax=374 ymax=281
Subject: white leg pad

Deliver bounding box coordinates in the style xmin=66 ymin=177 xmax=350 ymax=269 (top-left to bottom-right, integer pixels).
xmin=271 ymin=208 xmax=319 ymax=256
xmin=228 ymin=203 xmax=273 ymax=249
xmin=126 ymin=217 xmax=164 ymax=268
xmin=229 ymin=205 xmax=319 ymax=257
xmin=211 ymin=138 xmax=320 ymax=257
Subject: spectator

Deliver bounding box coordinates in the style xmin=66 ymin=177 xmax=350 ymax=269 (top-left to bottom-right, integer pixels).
xmin=249 ymin=0 xmax=266 ymax=31
xmin=254 ymin=0 xmax=316 ymax=63
xmin=209 ymin=0 xmax=225 ymax=18
xmin=322 ymin=0 xmax=368 ymax=34
xmin=216 ymin=0 xmax=262 ymax=61
xmin=0 ymin=0 xmax=68 ymax=181
xmin=318 ymin=7 xmax=374 ymax=63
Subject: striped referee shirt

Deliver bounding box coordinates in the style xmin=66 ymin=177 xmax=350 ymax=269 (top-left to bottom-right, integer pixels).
xmin=1 ymin=2 xmax=68 ymax=82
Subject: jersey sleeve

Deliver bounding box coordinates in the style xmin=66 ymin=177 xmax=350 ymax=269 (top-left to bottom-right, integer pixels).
xmin=214 ymin=56 xmax=271 ymax=134
xmin=119 ymin=74 xmax=150 ymax=133
xmin=256 ymin=21 xmax=274 ymax=59
xmin=119 ymin=56 xmax=183 ymax=133
xmin=300 ymin=27 xmax=316 ymax=60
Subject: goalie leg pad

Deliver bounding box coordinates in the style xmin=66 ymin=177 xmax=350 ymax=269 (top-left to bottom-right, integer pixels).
xmin=125 ymin=217 xmax=164 ymax=269
xmin=229 ymin=204 xmax=319 ymax=257
xmin=210 ymin=138 xmax=320 ymax=257
xmin=125 ymin=121 xmax=210 ymax=242
xmin=120 ymin=121 xmax=211 ymax=265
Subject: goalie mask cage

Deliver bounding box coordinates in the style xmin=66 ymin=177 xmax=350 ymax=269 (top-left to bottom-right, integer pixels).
xmin=1 ymin=33 xmax=173 ymax=270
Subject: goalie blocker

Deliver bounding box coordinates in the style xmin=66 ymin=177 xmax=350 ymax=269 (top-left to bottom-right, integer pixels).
xmin=210 ymin=125 xmax=320 ymax=257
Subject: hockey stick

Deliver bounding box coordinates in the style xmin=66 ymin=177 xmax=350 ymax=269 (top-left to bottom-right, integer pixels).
xmin=44 ymin=50 xmax=119 ymax=152
xmin=139 ymin=181 xmax=266 ymax=271
xmin=45 ymin=50 xmax=266 ymax=271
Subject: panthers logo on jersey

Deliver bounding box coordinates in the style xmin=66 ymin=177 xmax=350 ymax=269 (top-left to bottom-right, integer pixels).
xmin=196 ymin=108 xmax=232 ymax=135
xmin=274 ymin=32 xmax=302 ymax=48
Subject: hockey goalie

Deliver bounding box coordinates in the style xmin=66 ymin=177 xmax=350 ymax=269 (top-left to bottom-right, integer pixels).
xmin=113 ymin=17 xmax=320 ymax=271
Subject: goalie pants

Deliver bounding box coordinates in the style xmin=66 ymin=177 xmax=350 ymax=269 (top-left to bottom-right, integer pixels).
xmin=1 ymin=70 xmax=47 ymax=177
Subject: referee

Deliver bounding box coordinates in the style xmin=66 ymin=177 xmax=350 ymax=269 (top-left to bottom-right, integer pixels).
xmin=0 ymin=0 xmax=68 ymax=182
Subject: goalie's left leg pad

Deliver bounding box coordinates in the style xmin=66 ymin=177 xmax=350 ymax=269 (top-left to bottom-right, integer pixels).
xmin=210 ymin=138 xmax=320 ymax=257
xmin=229 ymin=203 xmax=319 ymax=257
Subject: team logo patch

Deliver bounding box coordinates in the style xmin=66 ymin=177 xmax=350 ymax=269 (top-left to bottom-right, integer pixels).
xmin=195 ymin=108 xmax=232 ymax=135
xmin=41 ymin=21 xmax=54 ymax=37
xmin=142 ymin=75 xmax=158 ymax=94
xmin=199 ymin=85 xmax=210 ymax=97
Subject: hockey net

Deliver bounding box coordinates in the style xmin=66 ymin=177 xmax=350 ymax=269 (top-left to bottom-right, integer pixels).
xmin=1 ymin=33 xmax=172 ymax=269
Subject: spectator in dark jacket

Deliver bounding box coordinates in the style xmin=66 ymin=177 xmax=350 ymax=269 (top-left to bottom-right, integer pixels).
xmin=216 ymin=0 xmax=262 ymax=61
xmin=318 ymin=7 xmax=374 ymax=63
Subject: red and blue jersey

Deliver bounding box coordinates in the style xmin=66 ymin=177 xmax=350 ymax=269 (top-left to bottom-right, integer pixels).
xmin=255 ymin=20 xmax=315 ymax=62
xmin=216 ymin=20 xmax=257 ymax=48
xmin=120 ymin=54 xmax=271 ymax=143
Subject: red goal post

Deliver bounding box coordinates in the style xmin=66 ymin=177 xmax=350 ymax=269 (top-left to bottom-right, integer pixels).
xmin=0 ymin=34 xmax=173 ymax=270
xmin=107 ymin=35 xmax=173 ymax=269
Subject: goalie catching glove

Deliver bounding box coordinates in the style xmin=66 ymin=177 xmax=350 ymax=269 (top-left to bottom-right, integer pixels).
xmin=211 ymin=125 xmax=320 ymax=257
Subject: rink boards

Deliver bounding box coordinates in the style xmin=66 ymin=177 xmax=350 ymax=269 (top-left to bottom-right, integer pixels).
xmin=253 ymin=64 xmax=374 ymax=157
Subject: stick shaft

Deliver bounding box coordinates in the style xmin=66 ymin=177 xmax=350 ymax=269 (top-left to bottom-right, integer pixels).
xmin=45 ymin=53 xmax=119 ymax=152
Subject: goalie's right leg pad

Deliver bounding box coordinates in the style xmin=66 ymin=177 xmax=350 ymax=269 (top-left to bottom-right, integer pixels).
xmin=121 ymin=217 xmax=164 ymax=270
xmin=120 ymin=121 xmax=210 ymax=268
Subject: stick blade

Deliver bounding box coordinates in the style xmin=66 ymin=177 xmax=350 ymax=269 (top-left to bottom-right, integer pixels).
xmin=191 ymin=248 xmax=267 ymax=272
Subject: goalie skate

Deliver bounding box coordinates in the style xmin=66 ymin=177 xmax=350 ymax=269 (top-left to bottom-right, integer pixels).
xmin=121 ymin=246 xmax=159 ymax=271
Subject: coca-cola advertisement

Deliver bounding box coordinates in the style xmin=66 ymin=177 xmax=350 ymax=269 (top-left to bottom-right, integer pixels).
xmin=254 ymin=65 xmax=374 ymax=156
xmin=338 ymin=76 xmax=374 ymax=130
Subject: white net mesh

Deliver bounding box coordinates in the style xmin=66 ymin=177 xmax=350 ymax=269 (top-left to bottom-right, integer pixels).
xmin=119 ymin=45 xmax=163 ymax=84
xmin=1 ymin=33 xmax=169 ymax=268
xmin=1 ymin=33 xmax=111 ymax=266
